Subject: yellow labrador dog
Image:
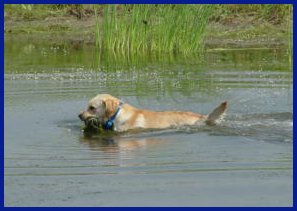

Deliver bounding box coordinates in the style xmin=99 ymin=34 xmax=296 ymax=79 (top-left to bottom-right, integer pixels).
xmin=79 ymin=94 xmax=227 ymax=132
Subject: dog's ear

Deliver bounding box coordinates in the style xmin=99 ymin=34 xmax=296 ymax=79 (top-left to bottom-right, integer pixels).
xmin=103 ymin=98 xmax=118 ymax=118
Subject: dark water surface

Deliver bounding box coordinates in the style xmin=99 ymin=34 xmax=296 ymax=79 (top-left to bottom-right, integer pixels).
xmin=4 ymin=38 xmax=292 ymax=206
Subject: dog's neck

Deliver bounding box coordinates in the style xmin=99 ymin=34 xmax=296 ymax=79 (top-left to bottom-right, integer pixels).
xmin=111 ymin=104 xmax=138 ymax=132
xmin=104 ymin=101 xmax=124 ymax=130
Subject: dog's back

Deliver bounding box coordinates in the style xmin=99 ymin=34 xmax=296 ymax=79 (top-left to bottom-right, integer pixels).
xmin=119 ymin=101 xmax=227 ymax=130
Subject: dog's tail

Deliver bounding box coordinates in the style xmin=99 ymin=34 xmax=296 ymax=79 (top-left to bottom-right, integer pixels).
xmin=205 ymin=101 xmax=227 ymax=125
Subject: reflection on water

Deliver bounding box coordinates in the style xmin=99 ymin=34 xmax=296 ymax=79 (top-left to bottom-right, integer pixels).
xmin=80 ymin=134 xmax=165 ymax=166
xmin=5 ymin=37 xmax=291 ymax=73
xmin=4 ymin=37 xmax=292 ymax=206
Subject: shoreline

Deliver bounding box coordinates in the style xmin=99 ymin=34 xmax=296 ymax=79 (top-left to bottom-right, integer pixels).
xmin=5 ymin=13 xmax=292 ymax=49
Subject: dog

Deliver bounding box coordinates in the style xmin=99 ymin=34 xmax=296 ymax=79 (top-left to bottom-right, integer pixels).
xmin=79 ymin=94 xmax=227 ymax=132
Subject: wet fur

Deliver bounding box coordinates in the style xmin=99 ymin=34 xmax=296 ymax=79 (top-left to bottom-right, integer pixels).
xmin=79 ymin=94 xmax=227 ymax=132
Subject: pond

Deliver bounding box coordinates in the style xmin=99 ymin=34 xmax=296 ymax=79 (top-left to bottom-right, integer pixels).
xmin=4 ymin=37 xmax=292 ymax=206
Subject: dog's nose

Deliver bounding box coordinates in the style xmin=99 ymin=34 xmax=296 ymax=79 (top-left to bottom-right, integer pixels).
xmin=78 ymin=113 xmax=83 ymax=120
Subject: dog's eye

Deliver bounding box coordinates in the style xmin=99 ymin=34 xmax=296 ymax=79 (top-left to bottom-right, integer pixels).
xmin=89 ymin=106 xmax=96 ymax=111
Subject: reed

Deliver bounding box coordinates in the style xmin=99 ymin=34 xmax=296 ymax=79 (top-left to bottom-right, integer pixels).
xmin=95 ymin=4 xmax=214 ymax=55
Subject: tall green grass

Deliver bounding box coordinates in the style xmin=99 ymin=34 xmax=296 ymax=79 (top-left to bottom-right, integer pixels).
xmin=95 ymin=4 xmax=214 ymax=55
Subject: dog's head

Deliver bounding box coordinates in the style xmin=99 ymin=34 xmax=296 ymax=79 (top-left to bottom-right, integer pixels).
xmin=79 ymin=94 xmax=120 ymax=124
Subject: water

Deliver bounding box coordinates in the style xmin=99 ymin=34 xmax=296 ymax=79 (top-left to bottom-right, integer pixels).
xmin=4 ymin=37 xmax=292 ymax=206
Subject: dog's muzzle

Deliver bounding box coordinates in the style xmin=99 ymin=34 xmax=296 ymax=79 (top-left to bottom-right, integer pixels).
xmin=78 ymin=113 xmax=84 ymax=121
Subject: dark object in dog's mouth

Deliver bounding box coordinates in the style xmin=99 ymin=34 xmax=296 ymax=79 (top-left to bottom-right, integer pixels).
xmin=83 ymin=116 xmax=104 ymax=133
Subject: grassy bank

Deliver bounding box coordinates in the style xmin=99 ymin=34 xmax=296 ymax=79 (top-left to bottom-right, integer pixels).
xmin=4 ymin=4 xmax=292 ymax=51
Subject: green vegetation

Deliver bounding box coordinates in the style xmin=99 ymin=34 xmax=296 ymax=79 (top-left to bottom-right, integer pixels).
xmin=207 ymin=4 xmax=292 ymax=46
xmin=95 ymin=4 xmax=213 ymax=54
xmin=212 ymin=4 xmax=292 ymax=24
xmin=5 ymin=4 xmax=292 ymax=24
xmin=4 ymin=4 xmax=292 ymax=54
